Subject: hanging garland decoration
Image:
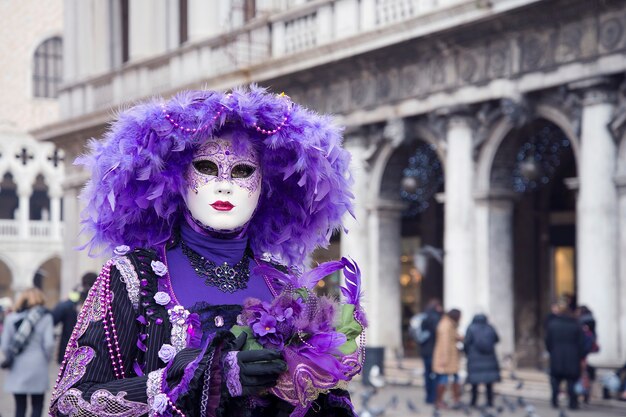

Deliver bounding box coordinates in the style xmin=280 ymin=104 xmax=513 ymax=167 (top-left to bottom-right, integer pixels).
xmin=511 ymin=124 xmax=571 ymax=193
xmin=400 ymin=142 xmax=444 ymax=216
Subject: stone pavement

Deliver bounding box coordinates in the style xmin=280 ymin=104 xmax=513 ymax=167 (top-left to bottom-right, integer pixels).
xmin=354 ymin=356 xmax=626 ymax=417
xmin=0 ymin=357 xmax=624 ymax=417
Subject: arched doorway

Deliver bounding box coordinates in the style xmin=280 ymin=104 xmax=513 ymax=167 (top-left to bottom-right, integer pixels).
xmin=0 ymin=258 xmax=13 ymax=300
xmin=30 ymin=174 xmax=51 ymax=220
xmin=490 ymin=119 xmax=577 ymax=366
xmin=381 ymin=139 xmax=445 ymax=355
xmin=36 ymin=256 xmax=62 ymax=308
xmin=0 ymin=172 xmax=19 ymax=220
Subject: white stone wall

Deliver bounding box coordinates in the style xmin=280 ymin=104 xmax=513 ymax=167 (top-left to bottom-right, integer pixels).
xmin=0 ymin=0 xmax=64 ymax=303
xmin=0 ymin=0 xmax=62 ymax=132
xmin=30 ymin=0 xmax=626 ymax=366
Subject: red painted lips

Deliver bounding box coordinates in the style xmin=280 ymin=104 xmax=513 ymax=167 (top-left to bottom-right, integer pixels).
xmin=210 ymin=201 xmax=234 ymax=211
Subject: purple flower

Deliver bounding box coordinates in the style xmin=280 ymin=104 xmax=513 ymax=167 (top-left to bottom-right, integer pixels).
xmin=114 ymin=245 xmax=130 ymax=256
xmin=252 ymin=313 xmax=277 ymax=337
xmin=153 ymin=291 xmax=171 ymax=306
xmin=260 ymin=332 xmax=285 ymax=350
xmin=151 ymin=393 xmax=168 ymax=413
xmin=275 ymin=307 xmax=293 ymax=322
xmin=151 ymin=260 xmax=168 ymax=277
xmin=158 ymin=344 xmax=176 ymax=363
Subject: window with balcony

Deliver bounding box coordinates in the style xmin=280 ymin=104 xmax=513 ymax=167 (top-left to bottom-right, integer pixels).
xmin=33 ymin=36 xmax=63 ymax=98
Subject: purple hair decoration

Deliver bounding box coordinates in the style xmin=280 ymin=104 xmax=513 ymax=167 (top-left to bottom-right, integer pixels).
xmin=77 ymin=85 xmax=354 ymax=265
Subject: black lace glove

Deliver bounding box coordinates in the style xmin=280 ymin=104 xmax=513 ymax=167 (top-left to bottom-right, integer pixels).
xmin=225 ymin=332 xmax=287 ymax=397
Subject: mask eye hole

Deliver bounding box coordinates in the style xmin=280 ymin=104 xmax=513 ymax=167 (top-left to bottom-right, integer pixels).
xmin=231 ymin=164 xmax=256 ymax=179
xmin=193 ymin=160 xmax=218 ymax=176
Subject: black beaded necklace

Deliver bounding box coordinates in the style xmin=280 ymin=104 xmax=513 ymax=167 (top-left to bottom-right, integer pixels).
xmin=180 ymin=239 xmax=251 ymax=293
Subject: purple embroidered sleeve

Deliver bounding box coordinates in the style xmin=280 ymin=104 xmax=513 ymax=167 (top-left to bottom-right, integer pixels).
xmin=57 ymin=388 xmax=149 ymax=417
xmin=223 ymin=351 xmax=242 ymax=397
xmin=51 ymin=346 xmax=95 ymax=404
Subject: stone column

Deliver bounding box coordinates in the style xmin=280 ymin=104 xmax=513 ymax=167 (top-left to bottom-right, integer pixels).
xmin=475 ymin=191 xmax=516 ymax=357
xmin=49 ymin=186 xmax=63 ymax=240
xmin=63 ymin=0 xmax=78 ymax=82
xmin=360 ymin=0 xmax=376 ymax=31
xmin=340 ymin=134 xmax=370 ymax=293
xmin=60 ymin=180 xmax=81 ymax=298
xmin=616 ymin=174 xmax=626 ymax=362
xmin=17 ymin=185 xmax=31 ymax=238
xmin=129 ymin=0 xmax=168 ymax=60
xmin=367 ymin=200 xmax=403 ymax=359
xmin=576 ymin=81 xmax=620 ymax=366
xmin=443 ymin=113 xmax=476 ymax=329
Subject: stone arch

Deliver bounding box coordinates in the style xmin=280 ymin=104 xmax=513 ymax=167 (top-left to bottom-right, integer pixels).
xmin=0 ymin=172 xmax=19 ymax=220
xmin=368 ymin=125 xmax=445 ymax=204
xmin=29 ymin=173 xmax=51 ymax=220
xmin=0 ymin=255 xmax=14 ymax=300
xmin=34 ymin=256 xmax=61 ymax=308
xmin=477 ymin=105 xmax=580 ymax=193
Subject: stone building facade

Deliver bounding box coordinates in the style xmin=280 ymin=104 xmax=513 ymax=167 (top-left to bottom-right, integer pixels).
xmin=34 ymin=0 xmax=626 ymax=367
xmin=0 ymin=0 xmax=65 ymax=306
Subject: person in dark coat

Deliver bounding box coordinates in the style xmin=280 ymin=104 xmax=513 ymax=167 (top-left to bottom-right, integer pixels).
xmin=577 ymin=305 xmax=598 ymax=404
xmin=418 ymin=299 xmax=443 ymax=404
xmin=545 ymin=302 xmax=586 ymax=410
xmin=51 ymin=272 xmax=97 ymax=364
xmin=464 ymin=314 xmax=500 ymax=407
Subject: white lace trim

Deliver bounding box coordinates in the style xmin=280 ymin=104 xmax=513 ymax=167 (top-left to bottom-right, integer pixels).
xmin=114 ymin=256 xmax=141 ymax=310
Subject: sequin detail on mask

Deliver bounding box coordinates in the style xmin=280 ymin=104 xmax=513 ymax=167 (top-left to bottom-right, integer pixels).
xmin=57 ymin=388 xmax=149 ymax=417
xmin=186 ymin=139 xmax=261 ymax=194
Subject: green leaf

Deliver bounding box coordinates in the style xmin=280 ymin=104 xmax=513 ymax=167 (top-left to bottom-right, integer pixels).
xmin=336 ymin=304 xmax=364 ymax=355
xmin=294 ymin=288 xmax=309 ymax=300
xmin=230 ymin=325 xmax=264 ymax=350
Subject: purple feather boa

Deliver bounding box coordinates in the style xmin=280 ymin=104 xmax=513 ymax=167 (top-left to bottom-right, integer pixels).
xmin=77 ymin=85 xmax=354 ymax=265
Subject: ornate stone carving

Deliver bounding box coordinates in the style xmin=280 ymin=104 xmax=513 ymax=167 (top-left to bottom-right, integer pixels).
xmin=274 ymin=2 xmax=626 ymax=120
xmin=457 ymin=51 xmax=479 ymax=83
xmin=382 ymin=118 xmax=406 ymax=149
xmin=609 ymin=81 xmax=626 ymax=142
xmin=487 ymin=40 xmax=509 ymax=78
xmin=520 ymin=33 xmax=549 ymax=72
xmin=539 ymin=86 xmax=583 ymax=137
xmin=599 ymin=16 xmax=624 ymax=52
xmin=556 ymin=22 xmax=584 ymax=62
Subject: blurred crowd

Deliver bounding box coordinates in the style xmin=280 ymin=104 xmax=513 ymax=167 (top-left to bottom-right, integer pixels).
xmin=410 ymin=298 xmax=626 ymax=412
xmin=0 ymin=272 xmax=96 ymax=417
xmin=1 ymin=276 xmax=626 ymax=417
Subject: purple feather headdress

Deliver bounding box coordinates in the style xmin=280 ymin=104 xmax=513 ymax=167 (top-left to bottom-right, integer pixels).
xmin=77 ymin=85 xmax=354 ymax=265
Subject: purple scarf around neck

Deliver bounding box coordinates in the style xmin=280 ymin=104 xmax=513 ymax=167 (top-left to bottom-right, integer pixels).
xmin=166 ymin=222 xmax=273 ymax=307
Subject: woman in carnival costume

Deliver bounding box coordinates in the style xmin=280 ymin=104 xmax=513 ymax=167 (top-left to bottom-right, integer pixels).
xmin=49 ymin=86 xmax=366 ymax=417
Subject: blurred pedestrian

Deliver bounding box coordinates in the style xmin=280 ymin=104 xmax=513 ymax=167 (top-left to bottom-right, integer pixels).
xmin=576 ymin=305 xmax=598 ymax=404
xmin=464 ymin=313 xmax=500 ymax=408
xmin=0 ymin=287 xmax=54 ymax=417
xmin=545 ymin=300 xmax=586 ymax=410
xmin=0 ymin=296 xmax=12 ymax=335
xmin=433 ymin=308 xmax=462 ymax=409
xmin=411 ymin=299 xmax=443 ymax=404
xmin=51 ymin=272 xmax=97 ymax=364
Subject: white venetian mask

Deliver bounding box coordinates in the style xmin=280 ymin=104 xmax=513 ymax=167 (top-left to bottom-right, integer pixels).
xmin=185 ymin=137 xmax=262 ymax=231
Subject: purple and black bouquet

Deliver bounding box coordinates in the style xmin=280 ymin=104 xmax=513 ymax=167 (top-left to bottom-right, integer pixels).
xmin=231 ymin=258 xmax=367 ymax=415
